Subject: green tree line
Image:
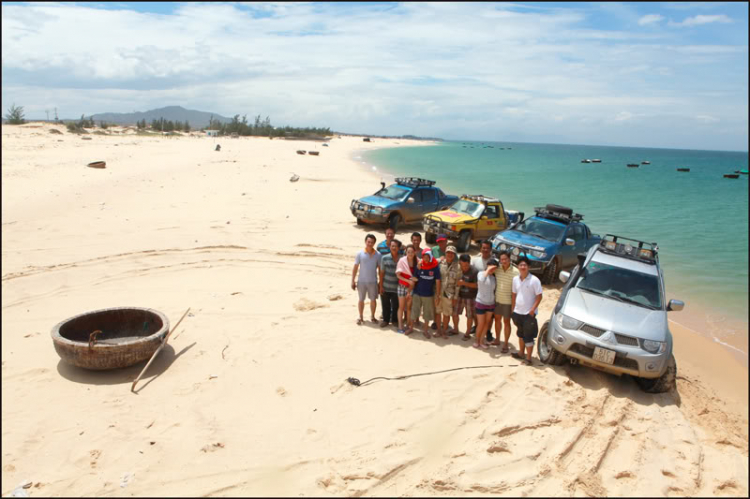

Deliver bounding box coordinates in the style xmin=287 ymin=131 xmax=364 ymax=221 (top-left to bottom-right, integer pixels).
xmin=205 ymin=114 xmax=331 ymax=138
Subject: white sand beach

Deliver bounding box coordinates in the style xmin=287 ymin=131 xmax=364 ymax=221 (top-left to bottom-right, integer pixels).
xmin=1 ymin=123 xmax=748 ymax=497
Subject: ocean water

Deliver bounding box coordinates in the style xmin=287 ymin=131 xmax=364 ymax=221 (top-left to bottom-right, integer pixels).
xmin=362 ymin=141 xmax=749 ymax=351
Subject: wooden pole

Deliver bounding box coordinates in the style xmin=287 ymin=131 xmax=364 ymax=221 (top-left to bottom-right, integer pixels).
xmin=131 ymin=307 xmax=190 ymax=392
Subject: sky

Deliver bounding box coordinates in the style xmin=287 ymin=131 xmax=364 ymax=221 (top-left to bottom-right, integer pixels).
xmin=2 ymin=1 xmax=748 ymax=151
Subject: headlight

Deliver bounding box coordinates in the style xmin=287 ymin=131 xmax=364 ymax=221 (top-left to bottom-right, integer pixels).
xmin=371 ymin=207 xmax=383 ymax=215
xmin=512 ymin=247 xmax=520 ymax=256
xmin=641 ymin=339 xmax=666 ymax=354
xmin=530 ymin=250 xmax=547 ymax=259
xmin=500 ymin=243 xmax=507 ymax=251
xmin=556 ymin=313 xmax=583 ymax=330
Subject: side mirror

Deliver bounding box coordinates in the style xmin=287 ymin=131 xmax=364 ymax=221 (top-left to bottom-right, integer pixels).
xmin=407 ymin=197 xmax=415 ymax=204
xmin=559 ymin=271 xmax=570 ymax=284
xmin=667 ymin=299 xmax=684 ymax=312
xmin=565 ymin=238 xmax=575 ymax=246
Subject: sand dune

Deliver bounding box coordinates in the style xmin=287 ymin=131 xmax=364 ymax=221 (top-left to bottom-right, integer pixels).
xmin=1 ymin=124 xmax=747 ymax=497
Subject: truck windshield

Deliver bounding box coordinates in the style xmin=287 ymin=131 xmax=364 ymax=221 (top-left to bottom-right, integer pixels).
xmin=576 ymin=262 xmax=661 ymax=310
xmin=376 ymin=185 xmax=410 ymax=200
xmin=451 ymin=200 xmax=484 ymax=218
xmin=512 ymin=218 xmax=565 ymax=241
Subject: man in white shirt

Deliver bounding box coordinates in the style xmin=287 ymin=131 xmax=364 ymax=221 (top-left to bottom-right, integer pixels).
xmin=510 ymin=257 xmax=543 ymax=365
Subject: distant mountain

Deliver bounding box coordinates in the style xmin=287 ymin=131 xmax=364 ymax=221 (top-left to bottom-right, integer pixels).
xmin=90 ymin=106 xmax=232 ymax=129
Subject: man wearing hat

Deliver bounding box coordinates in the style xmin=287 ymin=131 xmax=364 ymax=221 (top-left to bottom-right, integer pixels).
xmin=436 ymin=245 xmax=461 ymax=338
xmin=431 ymin=234 xmax=449 ymax=260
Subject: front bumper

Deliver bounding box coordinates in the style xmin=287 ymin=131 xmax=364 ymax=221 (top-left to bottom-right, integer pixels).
xmin=423 ymin=219 xmax=459 ymax=239
xmin=548 ymin=313 xmax=670 ymax=378
xmin=491 ymin=243 xmax=550 ymax=272
xmin=351 ymin=201 xmax=390 ymax=223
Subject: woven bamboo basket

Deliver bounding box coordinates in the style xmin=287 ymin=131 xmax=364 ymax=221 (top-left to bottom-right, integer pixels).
xmin=51 ymin=307 xmax=169 ymax=370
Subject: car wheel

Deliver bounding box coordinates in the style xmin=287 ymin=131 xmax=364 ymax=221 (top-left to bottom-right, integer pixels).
xmin=541 ymin=257 xmax=559 ymax=285
xmin=457 ymin=231 xmax=471 ymax=253
xmin=356 ymin=218 xmax=365 ymax=226
xmin=425 ymin=232 xmax=437 ymax=245
xmin=636 ymin=355 xmax=677 ymax=393
xmin=538 ymin=321 xmax=566 ymax=366
xmin=388 ymin=213 xmax=402 ymax=231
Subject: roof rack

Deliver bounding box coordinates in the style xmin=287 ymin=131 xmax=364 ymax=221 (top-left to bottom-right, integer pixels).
xmin=462 ymin=194 xmax=500 ymax=204
xmin=533 ymin=207 xmax=583 ymax=223
xmin=395 ymin=177 xmax=436 ymax=187
xmin=599 ymin=234 xmax=658 ymax=264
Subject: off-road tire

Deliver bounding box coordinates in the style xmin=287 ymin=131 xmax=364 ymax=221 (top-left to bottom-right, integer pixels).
xmin=356 ymin=218 xmax=365 ymax=226
xmin=541 ymin=257 xmax=559 ymax=284
xmin=636 ymin=355 xmax=677 ymax=393
xmin=538 ymin=321 xmax=566 ymax=366
xmin=457 ymin=231 xmax=472 ymax=253
xmin=546 ymin=204 xmax=573 ymax=216
xmin=425 ymin=232 xmax=437 ymax=245
xmin=388 ymin=213 xmax=403 ymax=232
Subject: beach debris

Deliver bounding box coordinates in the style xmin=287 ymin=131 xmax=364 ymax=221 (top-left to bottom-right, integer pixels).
xmin=221 ymin=345 xmax=229 ymax=359
xmin=327 ymin=294 xmax=344 ymax=301
xmin=294 ymin=298 xmax=328 ymax=312
xmin=10 ymin=484 xmax=29 ymax=498
xmin=87 ymin=161 xmax=106 ymax=169
xmin=120 ymin=472 xmax=134 ymax=488
xmin=215 ymin=144 xmax=221 ymax=151
xmin=209 ymin=374 xmax=219 ymax=380
xmin=322 ymin=143 xmax=329 ymax=147
xmin=308 ymin=151 xmax=320 ymax=156
xmin=49 ymin=129 xmax=62 ymax=135
xmin=296 ymin=150 xmax=306 ymax=155
xmin=290 ymin=174 xmax=300 ymax=182
xmin=131 ymin=307 xmax=191 ymax=392
xmin=81 ymin=136 xmax=92 ymax=140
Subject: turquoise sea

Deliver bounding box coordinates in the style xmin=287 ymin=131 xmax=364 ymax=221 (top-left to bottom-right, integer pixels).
xmin=361 ymin=141 xmax=749 ymax=353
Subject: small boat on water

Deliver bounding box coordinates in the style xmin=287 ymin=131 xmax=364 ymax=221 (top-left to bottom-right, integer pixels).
xmin=591 ymin=159 xmax=601 ymax=163
xmin=627 ymin=164 xmax=639 ymax=168
xmin=734 ymin=169 xmax=748 ymax=175
xmin=581 ymin=159 xmax=592 ymax=163
xmin=723 ymin=174 xmax=740 ymax=179
xmin=641 ymin=161 xmax=650 ymax=165
xmin=677 ymin=168 xmax=690 ymax=172
xmin=87 ymin=161 xmax=106 ymax=169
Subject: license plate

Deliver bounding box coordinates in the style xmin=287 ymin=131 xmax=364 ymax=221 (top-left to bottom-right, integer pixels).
xmin=423 ymin=225 xmax=430 ymax=231
xmin=592 ymin=346 xmax=616 ymax=365
xmin=355 ymin=210 xmax=365 ymax=217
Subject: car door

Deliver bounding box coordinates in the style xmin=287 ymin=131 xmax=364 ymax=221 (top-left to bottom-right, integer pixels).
xmin=420 ymin=188 xmax=438 ymax=216
xmin=476 ymin=204 xmax=502 ymax=239
xmin=403 ymin=188 xmax=422 ymax=221
xmin=437 ymin=189 xmax=454 ymax=211
xmin=562 ymin=224 xmax=586 ymax=268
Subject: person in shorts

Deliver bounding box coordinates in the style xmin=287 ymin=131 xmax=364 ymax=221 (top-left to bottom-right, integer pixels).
xmin=351 ymin=233 xmax=382 ymax=325
xmin=436 ymin=245 xmax=460 ymax=338
xmin=474 ymin=257 xmax=498 ymax=349
xmin=456 ymin=254 xmax=479 ymax=340
xmin=511 ymin=257 xmax=543 ymax=365
xmin=493 ymin=251 xmax=519 ymax=352
xmin=379 ymin=239 xmax=402 ymax=328
xmin=407 ymin=248 xmax=441 ymax=338
xmin=471 ymin=240 xmax=495 ymax=342
xmin=396 ymin=244 xmax=419 ymax=333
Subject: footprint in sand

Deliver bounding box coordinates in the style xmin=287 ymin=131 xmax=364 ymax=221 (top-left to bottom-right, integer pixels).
xmin=276 ymin=387 xmax=287 ymax=397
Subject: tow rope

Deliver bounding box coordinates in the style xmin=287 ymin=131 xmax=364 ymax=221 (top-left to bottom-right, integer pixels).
xmin=347 ymin=364 xmax=520 ymax=387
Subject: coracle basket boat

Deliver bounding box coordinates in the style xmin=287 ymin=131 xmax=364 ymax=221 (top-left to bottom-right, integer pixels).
xmin=51 ymin=307 xmax=170 ymax=370
xmin=87 ymin=161 xmax=106 ymax=169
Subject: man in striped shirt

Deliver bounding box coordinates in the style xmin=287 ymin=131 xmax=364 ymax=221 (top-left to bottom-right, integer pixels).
xmin=379 ymin=239 xmax=402 ymax=328
xmin=493 ymin=251 xmax=520 ymax=352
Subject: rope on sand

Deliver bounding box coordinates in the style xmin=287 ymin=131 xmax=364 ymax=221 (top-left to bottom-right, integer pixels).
xmin=347 ymin=364 xmax=520 ymax=387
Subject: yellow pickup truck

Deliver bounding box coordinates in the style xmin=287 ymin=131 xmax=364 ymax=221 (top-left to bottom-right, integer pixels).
xmin=423 ymin=195 xmax=523 ymax=252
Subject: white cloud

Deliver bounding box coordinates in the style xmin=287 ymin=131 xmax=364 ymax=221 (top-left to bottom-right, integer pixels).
xmin=695 ymin=115 xmax=720 ymax=123
xmin=670 ymin=14 xmax=732 ymax=27
xmin=638 ymin=14 xmax=665 ymax=26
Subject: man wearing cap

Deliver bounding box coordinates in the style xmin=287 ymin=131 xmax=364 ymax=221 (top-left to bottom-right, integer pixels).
xmin=431 ymin=234 xmax=449 ymax=260
xmin=436 ymin=245 xmax=461 ymax=338
xmin=406 ymin=248 xmax=441 ymax=339
xmin=493 ymin=251 xmax=519 ymax=352
xmin=511 ymin=257 xmax=543 ymax=365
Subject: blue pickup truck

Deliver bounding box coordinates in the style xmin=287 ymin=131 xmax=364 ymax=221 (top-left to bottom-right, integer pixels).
xmin=489 ymin=204 xmax=601 ymax=284
xmin=350 ymin=177 xmax=458 ymax=231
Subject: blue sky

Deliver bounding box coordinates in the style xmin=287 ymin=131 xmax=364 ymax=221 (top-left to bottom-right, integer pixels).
xmin=2 ymin=1 xmax=747 ymax=150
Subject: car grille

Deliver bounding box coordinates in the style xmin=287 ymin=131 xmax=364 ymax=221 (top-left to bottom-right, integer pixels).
xmin=580 ymin=324 xmax=605 ymax=337
xmin=569 ymin=344 xmax=639 ymax=371
xmin=614 ymin=334 xmax=639 ymax=346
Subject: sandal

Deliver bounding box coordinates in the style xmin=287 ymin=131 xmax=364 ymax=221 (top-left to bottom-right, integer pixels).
xmin=371 ymin=318 xmax=379 ymax=324
xmin=356 ymin=318 xmax=364 ymax=326
xmin=423 ymin=331 xmax=432 ymax=339
xmin=511 ymin=352 xmax=523 ymax=360
xmin=523 ymin=358 xmax=533 ymax=366
xmin=404 ymin=327 xmax=414 ymax=336
xmin=462 ymin=334 xmax=471 ymax=341
xmin=501 ymin=346 xmax=509 ymax=353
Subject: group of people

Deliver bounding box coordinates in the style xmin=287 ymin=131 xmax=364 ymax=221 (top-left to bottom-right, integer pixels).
xmin=351 ymin=228 xmax=544 ymax=364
